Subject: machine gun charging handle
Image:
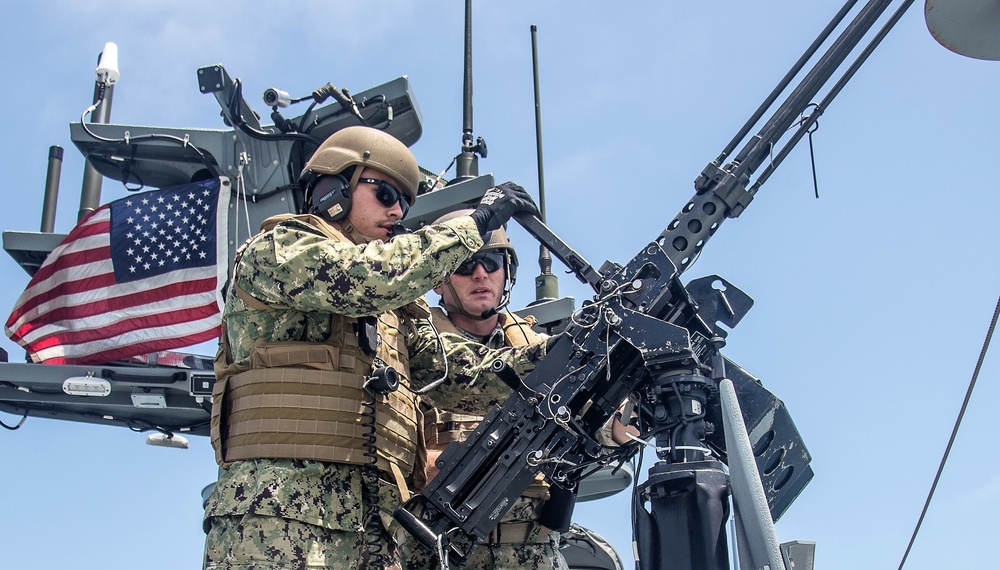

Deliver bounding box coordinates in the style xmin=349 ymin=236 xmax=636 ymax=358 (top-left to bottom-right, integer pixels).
xmin=393 ymin=501 xmax=468 ymax=563
xmin=393 ymin=503 xmax=439 ymax=550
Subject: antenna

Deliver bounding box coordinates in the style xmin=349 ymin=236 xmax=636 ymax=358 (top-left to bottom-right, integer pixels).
xmin=454 ymin=0 xmax=487 ymax=181
xmin=530 ymin=25 xmax=559 ymax=305
xmin=78 ymin=43 xmax=119 ymax=221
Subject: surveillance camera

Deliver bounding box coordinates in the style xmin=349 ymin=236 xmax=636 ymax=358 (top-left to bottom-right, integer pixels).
xmin=263 ymin=87 xmax=291 ymax=108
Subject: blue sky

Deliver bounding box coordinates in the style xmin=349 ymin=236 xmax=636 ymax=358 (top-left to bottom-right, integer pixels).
xmin=2 ymin=2 xmax=999 ymax=569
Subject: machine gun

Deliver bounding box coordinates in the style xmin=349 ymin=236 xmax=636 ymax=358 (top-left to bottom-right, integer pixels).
xmin=395 ymin=1 xmax=919 ymax=568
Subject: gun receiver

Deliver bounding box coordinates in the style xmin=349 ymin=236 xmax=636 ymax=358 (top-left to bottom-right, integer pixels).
xmin=396 ymin=0 xmax=913 ymax=565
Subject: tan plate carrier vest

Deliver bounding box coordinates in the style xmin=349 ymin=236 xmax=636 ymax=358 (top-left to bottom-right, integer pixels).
xmin=211 ymin=214 xmax=424 ymax=492
xmin=424 ymin=307 xmax=544 ymax=447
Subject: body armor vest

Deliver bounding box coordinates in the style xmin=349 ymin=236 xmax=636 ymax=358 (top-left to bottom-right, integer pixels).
xmin=211 ymin=214 xmax=422 ymax=484
xmin=424 ymin=307 xmax=543 ymax=446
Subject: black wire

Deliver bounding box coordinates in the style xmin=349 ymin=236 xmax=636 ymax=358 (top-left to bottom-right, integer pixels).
xmin=1 ymin=400 xmax=208 ymax=435
xmin=1 ymin=412 xmax=27 ymax=430
xmin=79 ymin=117 xmax=221 ymax=180
xmin=297 ymin=100 xmax=319 ymax=133
xmin=228 ymin=79 xmax=323 ymax=146
xmin=631 ymin=438 xmax=645 ymax=570
xmin=896 ymin=292 xmax=1000 ymax=570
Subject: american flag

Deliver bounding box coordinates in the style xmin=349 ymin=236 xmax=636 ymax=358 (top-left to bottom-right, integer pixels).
xmin=5 ymin=178 xmax=230 ymax=365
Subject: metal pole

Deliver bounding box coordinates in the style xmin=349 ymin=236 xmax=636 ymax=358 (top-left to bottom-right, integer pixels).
xmin=530 ymin=25 xmax=558 ymax=303
xmin=456 ymin=0 xmax=478 ymax=179
xmin=78 ymin=51 xmax=115 ymax=221
xmin=41 ymin=146 xmax=63 ymax=232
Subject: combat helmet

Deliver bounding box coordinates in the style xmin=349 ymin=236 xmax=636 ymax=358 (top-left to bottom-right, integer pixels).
xmin=300 ymin=126 xmax=420 ymax=221
xmin=433 ymin=208 xmax=518 ymax=319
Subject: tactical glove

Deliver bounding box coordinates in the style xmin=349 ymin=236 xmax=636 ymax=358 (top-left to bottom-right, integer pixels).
xmin=469 ymin=182 xmax=539 ymax=237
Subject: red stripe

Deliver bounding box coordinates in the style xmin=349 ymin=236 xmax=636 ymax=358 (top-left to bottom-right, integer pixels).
xmin=9 ymin=277 xmax=218 ymax=336
xmin=30 ymin=245 xmax=112 ymax=284
xmin=29 ymin=219 xmax=111 ymax=282
xmin=25 ymin=301 xmax=221 ymax=351
xmin=9 ymin=269 xmax=119 ymax=323
xmin=43 ymin=325 xmax=222 ymax=365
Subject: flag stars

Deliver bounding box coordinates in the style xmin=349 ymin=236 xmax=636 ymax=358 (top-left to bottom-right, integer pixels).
xmin=110 ymin=182 xmax=218 ymax=281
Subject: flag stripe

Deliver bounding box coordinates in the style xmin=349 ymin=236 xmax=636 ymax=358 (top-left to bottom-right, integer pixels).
xmin=11 ymin=276 xmax=218 ymax=336
xmin=4 ymin=178 xmax=230 ymax=365
xmin=10 ymin=265 xmax=217 ymax=331
xmin=17 ymin=291 xmax=215 ymax=343
xmin=27 ymin=301 xmax=222 ymax=350
xmin=33 ymin=318 xmax=223 ymax=364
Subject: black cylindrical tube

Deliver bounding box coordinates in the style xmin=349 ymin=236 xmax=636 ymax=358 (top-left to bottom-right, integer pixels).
xmin=41 ymin=146 xmax=64 ymax=232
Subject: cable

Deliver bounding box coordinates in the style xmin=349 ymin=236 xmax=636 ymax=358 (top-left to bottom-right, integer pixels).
xmin=359 ymin=366 xmax=400 ymax=569
xmin=359 ymin=384 xmax=385 ymax=569
xmin=1 ymin=411 xmax=27 ymax=430
xmin=896 ymin=292 xmax=1000 ymax=570
xmin=79 ymin=100 xmax=221 ymax=188
xmin=227 ymin=78 xmax=322 ymax=146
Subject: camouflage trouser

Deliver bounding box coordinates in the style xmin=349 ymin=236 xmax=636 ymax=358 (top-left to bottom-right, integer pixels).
xmin=401 ymin=528 xmax=567 ymax=570
xmin=400 ymin=496 xmax=567 ymax=570
xmin=203 ymin=512 xmax=400 ymax=570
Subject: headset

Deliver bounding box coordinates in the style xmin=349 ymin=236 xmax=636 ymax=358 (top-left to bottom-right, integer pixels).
xmin=307 ymin=173 xmax=352 ymax=222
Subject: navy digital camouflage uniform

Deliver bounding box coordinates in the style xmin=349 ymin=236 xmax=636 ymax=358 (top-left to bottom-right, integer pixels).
xmin=203 ymin=214 xmax=487 ymax=570
xmin=404 ymin=311 xmax=567 ymax=570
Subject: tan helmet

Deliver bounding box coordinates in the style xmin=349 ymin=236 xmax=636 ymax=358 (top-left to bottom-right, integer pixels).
xmin=302 ymin=125 xmax=420 ymax=204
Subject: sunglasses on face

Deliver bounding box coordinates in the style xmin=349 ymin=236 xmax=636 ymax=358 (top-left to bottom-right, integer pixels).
xmin=455 ymin=251 xmax=505 ymax=276
xmin=357 ymin=177 xmax=410 ymax=218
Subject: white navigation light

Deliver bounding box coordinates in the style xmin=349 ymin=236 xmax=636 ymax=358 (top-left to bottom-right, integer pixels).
xmin=146 ymin=433 xmax=189 ymax=449
xmin=62 ymin=376 xmax=111 ymax=396
xmin=95 ymin=42 xmax=120 ymax=84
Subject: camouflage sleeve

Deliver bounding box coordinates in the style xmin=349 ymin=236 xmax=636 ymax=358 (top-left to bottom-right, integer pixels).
xmin=238 ymin=216 xmax=483 ymax=317
xmin=407 ymin=317 xmax=549 ymax=414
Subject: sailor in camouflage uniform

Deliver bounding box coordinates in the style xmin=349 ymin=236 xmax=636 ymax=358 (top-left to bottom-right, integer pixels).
xmin=202 ymin=126 xmax=540 ymax=570
xmin=404 ymin=211 xmax=567 ymax=570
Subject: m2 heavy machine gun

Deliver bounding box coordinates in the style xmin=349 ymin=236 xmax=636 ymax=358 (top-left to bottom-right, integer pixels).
xmin=396 ymin=1 xmax=921 ymax=568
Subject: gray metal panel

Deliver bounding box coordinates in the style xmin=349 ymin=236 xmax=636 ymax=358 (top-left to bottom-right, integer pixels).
xmin=3 ymin=230 xmax=66 ymax=276
xmin=513 ymin=296 xmax=577 ymax=332
xmin=0 ymin=360 xmax=212 ymax=435
xmin=70 ymin=76 xmax=422 ymax=195
xmin=405 ymin=174 xmax=494 ymax=229
xmin=576 ymin=461 xmax=633 ymax=502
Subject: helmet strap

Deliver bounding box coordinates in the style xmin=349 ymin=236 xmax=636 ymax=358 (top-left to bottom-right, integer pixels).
xmin=347 ymin=165 xmax=365 ymax=194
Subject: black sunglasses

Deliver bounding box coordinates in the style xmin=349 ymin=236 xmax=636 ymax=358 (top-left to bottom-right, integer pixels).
xmin=357 ymin=177 xmax=410 ymax=218
xmin=455 ymin=251 xmax=505 ymax=276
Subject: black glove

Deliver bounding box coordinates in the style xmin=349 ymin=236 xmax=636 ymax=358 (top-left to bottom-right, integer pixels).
xmin=469 ymin=182 xmax=539 ymax=237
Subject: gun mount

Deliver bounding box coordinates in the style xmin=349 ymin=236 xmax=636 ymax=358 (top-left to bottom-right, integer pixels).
xmin=395 ymin=0 xmax=921 ymax=568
